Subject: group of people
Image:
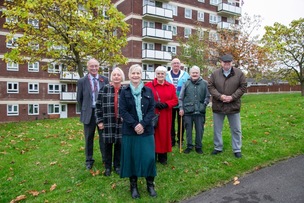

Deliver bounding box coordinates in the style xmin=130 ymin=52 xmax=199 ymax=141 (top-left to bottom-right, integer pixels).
xmin=76 ymin=54 xmax=247 ymax=199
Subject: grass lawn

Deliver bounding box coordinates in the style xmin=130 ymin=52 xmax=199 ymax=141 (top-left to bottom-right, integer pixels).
xmin=1 ymin=93 xmax=304 ymax=203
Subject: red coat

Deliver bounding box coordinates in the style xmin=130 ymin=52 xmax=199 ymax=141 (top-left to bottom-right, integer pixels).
xmin=145 ymin=79 xmax=178 ymax=153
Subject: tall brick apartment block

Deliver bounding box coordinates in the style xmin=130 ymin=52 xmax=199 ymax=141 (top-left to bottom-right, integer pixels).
xmin=0 ymin=0 xmax=241 ymax=122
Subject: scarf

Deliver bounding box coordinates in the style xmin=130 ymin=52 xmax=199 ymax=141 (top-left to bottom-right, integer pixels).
xmin=130 ymin=81 xmax=144 ymax=121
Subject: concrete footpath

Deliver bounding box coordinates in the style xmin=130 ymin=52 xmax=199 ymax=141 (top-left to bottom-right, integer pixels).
xmin=181 ymin=155 xmax=304 ymax=203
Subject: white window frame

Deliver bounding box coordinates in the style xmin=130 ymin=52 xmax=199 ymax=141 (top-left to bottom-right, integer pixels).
xmin=28 ymin=104 xmax=39 ymax=115
xmin=162 ymin=24 xmax=177 ymax=36
xmin=7 ymin=82 xmax=19 ymax=93
xmin=48 ymin=63 xmax=61 ymax=73
xmin=7 ymin=104 xmax=19 ymax=116
xmin=7 ymin=62 xmax=19 ymax=71
xmin=210 ymin=0 xmax=220 ymax=5
xmin=198 ymin=0 xmax=205 ymax=2
xmin=162 ymin=45 xmax=176 ymax=54
xmin=6 ymin=16 xmax=18 ymax=24
xmin=142 ymin=42 xmax=154 ymax=50
xmin=28 ymin=62 xmax=39 ymax=72
xmin=28 ymin=82 xmax=39 ymax=94
xmin=6 ymin=36 xmax=18 ymax=48
xmin=209 ymin=14 xmax=221 ymax=24
xmin=185 ymin=8 xmax=192 ymax=19
xmin=142 ymin=63 xmax=154 ymax=71
xmin=163 ymin=3 xmax=177 ymax=16
xmin=48 ymin=104 xmax=60 ymax=114
xmin=28 ymin=18 xmax=39 ymax=28
xmin=198 ymin=11 xmax=205 ymax=22
xmin=143 ymin=21 xmax=155 ymax=28
xmin=184 ymin=27 xmax=192 ymax=38
xmin=48 ymin=84 xmax=61 ymax=94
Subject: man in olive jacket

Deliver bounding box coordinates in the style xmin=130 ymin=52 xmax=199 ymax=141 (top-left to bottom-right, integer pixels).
xmin=208 ymin=54 xmax=247 ymax=158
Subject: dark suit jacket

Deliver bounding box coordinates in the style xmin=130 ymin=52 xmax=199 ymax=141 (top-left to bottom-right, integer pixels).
xmin=77 ymin=74 xmax=109 ymax=124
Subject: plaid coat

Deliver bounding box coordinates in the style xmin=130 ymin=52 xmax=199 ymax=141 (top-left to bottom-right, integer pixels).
xmin=95 ymin=84 xmax=123 ymax=143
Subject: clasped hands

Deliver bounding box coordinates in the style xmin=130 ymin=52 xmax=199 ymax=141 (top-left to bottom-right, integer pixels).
xmin=155 ymin=102 xmax=168 ymax=110
xmin=135 ymin=123 xmax=144 ymax=135
xmin=220 ymin=95 xmax=233 ymax=103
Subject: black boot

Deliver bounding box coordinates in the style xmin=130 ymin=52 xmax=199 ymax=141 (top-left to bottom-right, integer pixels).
xmin=146 ymin=176 xmax=157 ymax=197
xmin=130 ymin=176 xmax=140 ymax=199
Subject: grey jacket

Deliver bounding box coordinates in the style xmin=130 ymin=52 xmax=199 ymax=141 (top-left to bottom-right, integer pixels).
xmin=76 ymin=74 xmax=109 ymax=124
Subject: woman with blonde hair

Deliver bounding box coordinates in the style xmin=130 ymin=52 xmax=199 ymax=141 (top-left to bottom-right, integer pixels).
xmin=119 ymin=64 xmax=157 ymax=199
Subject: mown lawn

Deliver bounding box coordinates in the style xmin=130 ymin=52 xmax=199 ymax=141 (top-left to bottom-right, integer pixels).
xmin=0 ymin=93 xmax=303 ymax=203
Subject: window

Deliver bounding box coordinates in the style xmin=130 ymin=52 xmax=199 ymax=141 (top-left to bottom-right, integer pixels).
xmin=76 ymin=103 xmax=81 ymax=114
xmin=7 ymin=104 xmax=19 ymax=116
xmin=162 ymin=24 xmax=177 ymax=36
xmin=143 ymin=64 xmax=154 ymax=71
xmin=198 ymin=0 xmax=205 ymax=2
xmin=198 ymin=11 xmax=205 ymax=21
xmin=6 ymin=16 xmax=17 ymax=24
xmin=28 ymin=42 xmax=39 ymax=50
xmin=162 ymin=45 xmax=176 ymax=54
xmin=48 ymin=84 xmax=60 ymax=94
xmin=184 ymin=27 xmax=192 ymax=38
xmin=28 ymin=83 xmax=39 ymax=94
xmin=163 ymin=4 xmax=177 ymax=16
xmin=7 ymin=82 xmax=19 ymax=93
xmin=185 ymin=8 xmax=192 ymax=19
xmin=143 ymin=21 xmax=155 ymax=28
xmin=143 ymin=0 xmax=155 ymax=6
xmin=28 ymin=104 xmax=39 ymax=115
xmin=7 ymin=62 xmax=19 ymax=71
xmin=210 ymin=0 xmax=219 ymax=5
xmin=28 ymin=19 xmax=39 ymax=28
xmin=6 ymin=36 xmax=18 ymax=48
xmin=48 ymin=63 xmax=61 ymax=73
xmin=48 ymin=104 xmax=60 ymax=114
xmin=28 ymin=62 xmax=39 ymax=72
xmin=142 ymin=43 xmax=154 ymax=50
xmin=209 ymin=14 xmax=221 ymax=24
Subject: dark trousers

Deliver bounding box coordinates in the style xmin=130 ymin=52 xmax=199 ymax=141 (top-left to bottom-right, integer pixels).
xmin=84 ymin=110 xmax=105 ymax=165
xmin=104 ymin=142 xmax=121 ymax=170
xmin=171 ymin=108 xmax=185 ymax=146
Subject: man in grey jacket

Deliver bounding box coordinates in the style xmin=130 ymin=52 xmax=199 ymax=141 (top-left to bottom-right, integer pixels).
xmin=208 ymin=54 xmax=247 ymax=158
xmin=76 ymin=58 xmax=109 ymax=169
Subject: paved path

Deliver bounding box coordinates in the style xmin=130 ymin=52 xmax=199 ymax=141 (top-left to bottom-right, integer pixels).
xmin=181 ymin=155 xmax=304 ymax=203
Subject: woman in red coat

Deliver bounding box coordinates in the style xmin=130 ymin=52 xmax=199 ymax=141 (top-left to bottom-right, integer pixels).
xmin=145 ymin=66 xmax=178 ymax=165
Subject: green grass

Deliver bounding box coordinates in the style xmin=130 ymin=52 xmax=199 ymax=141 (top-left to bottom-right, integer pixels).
xmin=1 ymin=93 xmax=304 ymax=203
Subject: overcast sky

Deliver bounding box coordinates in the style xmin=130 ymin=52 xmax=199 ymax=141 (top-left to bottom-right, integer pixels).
xmin=241 ymin=0 xmax=304 ymax=37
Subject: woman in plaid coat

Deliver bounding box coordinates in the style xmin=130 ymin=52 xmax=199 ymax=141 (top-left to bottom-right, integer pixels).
xmin=95 ymin=67 xmax=125 ymax=176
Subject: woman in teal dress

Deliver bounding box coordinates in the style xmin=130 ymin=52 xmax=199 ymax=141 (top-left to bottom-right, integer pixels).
xmin=119 ymin=64 xmax=157 ymax=199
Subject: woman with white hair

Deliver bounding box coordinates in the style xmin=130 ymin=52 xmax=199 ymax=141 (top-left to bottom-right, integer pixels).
xmin=119 ymin=64 xmax=157 ymax=199
xmin=145 ymin=66 xmax=178 ymax=165
xmin=95 ymin=67 xmax=125 ymax=176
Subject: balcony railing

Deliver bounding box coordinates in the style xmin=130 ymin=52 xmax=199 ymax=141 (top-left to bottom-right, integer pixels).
xmin=217 ymin=3 xmax=241 ymax=17
xmin=143 ymin=5 xmax=173 ymax=20
xmin=60 ymin=71 xmax=80 ymax=80
xmin=142 ymin=49 xmax=172 ymax=61
xmin=60 ymin=92 xmax=77 ymax=101
xmin=142 ymin=27 xmax=172 ymax=41
xmin=217 ymin=21 xmax=238 ymax=30
xmin=142 ymin=71 xmax=155 ymax=80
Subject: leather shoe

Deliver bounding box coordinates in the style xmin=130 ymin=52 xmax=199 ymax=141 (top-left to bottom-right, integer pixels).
xmin=234 ymin=152 xmax=242 ymax=158
xmin=104 ymin=168 xmax=111 ymax=176
xmin=115 ymin=167 xmax=120 ymax=175
xmin=195 ymin=148 xmax=203 ymax=154
xmin=184 ymin=148 xmax=192 ymax=154
xmin=211 ymin=149 xmax=222 ymax=155
xmin=86 ymin=164 xmax=93 ymax=170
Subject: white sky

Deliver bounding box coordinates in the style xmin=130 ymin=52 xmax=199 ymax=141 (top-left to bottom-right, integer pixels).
xmin=241 ymin=0 xmax=304 ymax=37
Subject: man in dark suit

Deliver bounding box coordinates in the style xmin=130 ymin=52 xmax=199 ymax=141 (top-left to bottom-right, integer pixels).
xmin=77 ymin=58 xmax=109 ymax=170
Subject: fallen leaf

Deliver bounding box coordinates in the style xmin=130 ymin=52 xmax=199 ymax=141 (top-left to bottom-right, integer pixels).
xmin=111 ymin=183 xmax=116 ymax=189
xmin=50 ymin=161 xmax=57 ymax=166
xmin=252 ymin=140 xmax=258 ymax=144
xmin=28 ymin=190 xmax=39 ymax=197
xmin=233 ymin=180 xmax=240 ymax=185
xmin=10 ymin=195 xmax=27 ymax=203
xmin=50 ymin=184 xmax=57 ymax=191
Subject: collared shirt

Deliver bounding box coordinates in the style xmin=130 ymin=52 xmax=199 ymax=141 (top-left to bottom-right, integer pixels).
xmin=89 ymin=74 xmax=99 ymax=107
xmin=223 ymin=68 xmax=232 ymax=77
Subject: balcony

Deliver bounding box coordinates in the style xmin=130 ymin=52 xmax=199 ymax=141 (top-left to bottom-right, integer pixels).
xmin=60 ymin=71 xmax=80 ymax=82
xmin=60 ymin=92 xmax=77 ymax=102
xmin=217 ymin=3 xmax=241 ymax=17
xmin=142 ymin=27 xmax=172 ymax=43
xmin=217 ymin=21 xmax=239 ymax=30
xmin=142 ymin=49 xmax=172 ymax=63
xmin=143 ymin=5 xmax=173 ymax=22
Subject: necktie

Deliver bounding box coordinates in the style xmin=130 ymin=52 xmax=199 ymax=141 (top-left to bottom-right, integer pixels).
xmin=93 ymin=78 xmax=98 ymax=101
